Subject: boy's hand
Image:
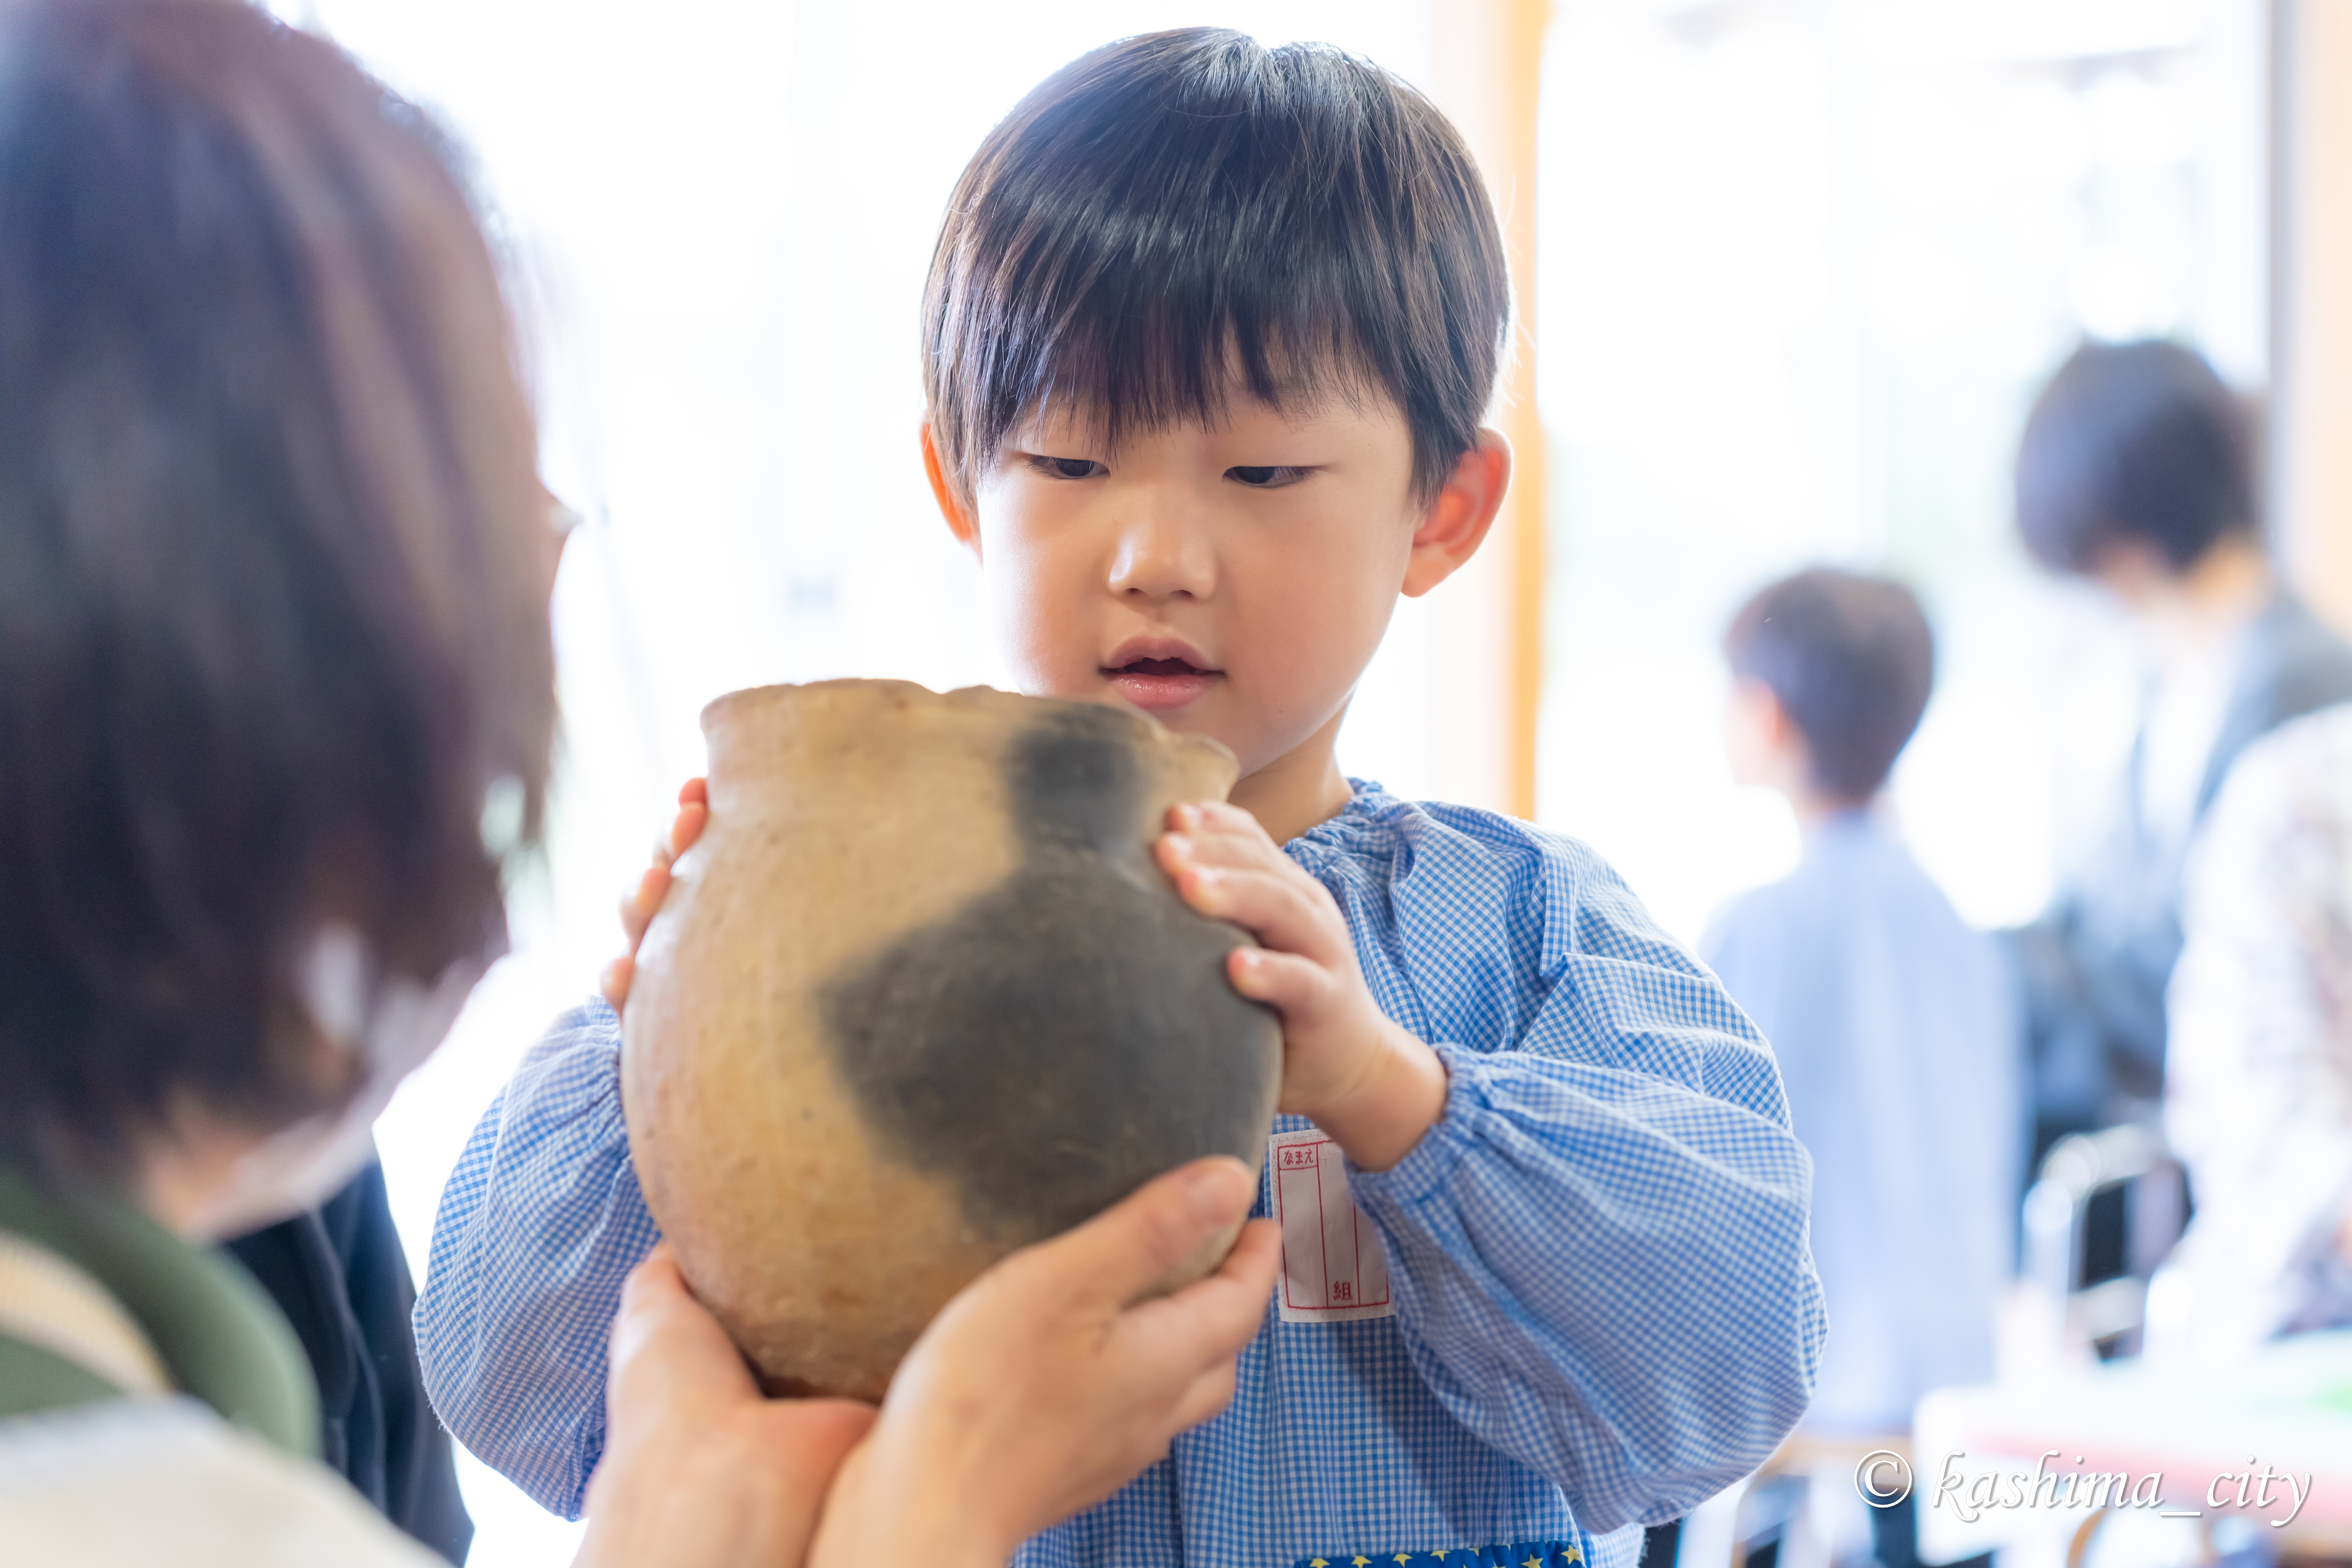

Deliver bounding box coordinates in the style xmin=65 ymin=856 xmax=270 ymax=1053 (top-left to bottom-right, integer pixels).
xmin=1156 ymin=802 xmax=1447 ymax=1171
xmin=600 ymin=778 xmax=709 ymax=1014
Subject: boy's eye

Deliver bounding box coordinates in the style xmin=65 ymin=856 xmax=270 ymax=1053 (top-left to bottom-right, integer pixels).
xmin=1226 ymin=465 xmax=1311 ymax=489
xmin=1028 ymin=454 xmax=1107 ymax=480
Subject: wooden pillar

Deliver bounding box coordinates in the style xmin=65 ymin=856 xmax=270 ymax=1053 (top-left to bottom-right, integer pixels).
xmin=2274 ymin=0 xmax=2352 ymax=631
xmin=1428 ymin=0 xmax=1551 ymax=820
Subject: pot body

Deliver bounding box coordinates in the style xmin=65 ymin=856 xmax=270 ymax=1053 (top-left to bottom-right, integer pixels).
xmin=622 ymin=680 xmax=1283 ymax=1398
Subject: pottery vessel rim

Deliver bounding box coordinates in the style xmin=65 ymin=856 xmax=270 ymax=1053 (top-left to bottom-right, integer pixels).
xmin=700 ymin=678 xmax=1240 ymax=773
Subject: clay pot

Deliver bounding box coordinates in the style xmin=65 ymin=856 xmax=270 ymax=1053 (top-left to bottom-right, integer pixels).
xmin=621 ymin=680 xmax=1283 ymax=1399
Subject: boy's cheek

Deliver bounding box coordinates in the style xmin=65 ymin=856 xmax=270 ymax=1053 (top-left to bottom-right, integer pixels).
xmin=985 ymin=590 xmax=1105 ymax=701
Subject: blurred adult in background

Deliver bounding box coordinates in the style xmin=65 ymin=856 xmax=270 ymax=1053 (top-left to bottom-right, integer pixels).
xmin=2153 ymin=702 xmax=2352 ymax=1365
xmin=0 ymin=3 xmax=1275 ymax=1563
xmin=2010 ymin=340 xmax=2352 ymax=1166
xmin=1703 ymin=569 xmax=2019 ymax=1568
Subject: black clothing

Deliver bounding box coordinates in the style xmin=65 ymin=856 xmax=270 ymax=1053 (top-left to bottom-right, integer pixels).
xmin=225 ymin=1161 xmax=473 ymax=1565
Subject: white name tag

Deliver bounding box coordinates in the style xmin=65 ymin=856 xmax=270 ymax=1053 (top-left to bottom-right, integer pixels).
xmin=1268 ymin=1127 xmax=1394 ymax=1322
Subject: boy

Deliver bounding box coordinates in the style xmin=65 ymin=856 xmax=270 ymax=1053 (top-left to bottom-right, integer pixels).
xmin=1704 ymin=569 xmax=2020 ymax=1568
xmin=418 ymin=30 xmax=1823 ymax=1568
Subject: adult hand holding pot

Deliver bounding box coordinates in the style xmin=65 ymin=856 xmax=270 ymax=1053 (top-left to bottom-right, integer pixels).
xmin=580 ymin=1158 xmax=1278 ymax=1568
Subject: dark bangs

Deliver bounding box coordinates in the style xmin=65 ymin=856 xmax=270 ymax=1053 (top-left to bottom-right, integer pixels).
xmin=923 ymin=28 xmax=1510 ymax=505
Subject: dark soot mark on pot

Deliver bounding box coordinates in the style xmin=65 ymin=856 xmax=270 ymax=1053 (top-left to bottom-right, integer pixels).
xmin=820 ymin=708 xmax=1280 ymax=1240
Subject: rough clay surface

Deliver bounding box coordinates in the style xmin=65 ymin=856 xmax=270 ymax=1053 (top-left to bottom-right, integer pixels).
xmin=621 ymin=680 xmax=1283 ymax=1399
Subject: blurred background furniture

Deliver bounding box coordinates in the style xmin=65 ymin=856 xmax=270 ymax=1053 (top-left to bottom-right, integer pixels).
xmin=2022 ymin=1123 xmax=2188 ymax=1360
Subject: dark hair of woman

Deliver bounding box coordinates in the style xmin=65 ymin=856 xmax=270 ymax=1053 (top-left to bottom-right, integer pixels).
xmin=0 ymin=0 xmax=556 ymax=1180
xmin=2014 ymin=338 xmax=2256 ymax=575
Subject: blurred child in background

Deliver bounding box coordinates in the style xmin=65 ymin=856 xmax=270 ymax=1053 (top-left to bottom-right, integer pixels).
xmin=1703 ymin=568 xmax=2021 ymax=1568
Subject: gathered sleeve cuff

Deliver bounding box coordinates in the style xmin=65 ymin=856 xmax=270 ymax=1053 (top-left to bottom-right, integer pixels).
xmin=1349 ymin=1035 xmax=1824 ymax=1533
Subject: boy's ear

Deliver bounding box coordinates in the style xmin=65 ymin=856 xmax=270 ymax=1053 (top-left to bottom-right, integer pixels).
xmin=921 ymin=423 xmax=981 ymax=555
xmin=1402 ymin=429 xmax=1511 ymax=598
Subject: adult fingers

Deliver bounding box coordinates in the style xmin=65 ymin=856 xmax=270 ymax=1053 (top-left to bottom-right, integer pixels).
xmin=608 ymin=1244 xmax=760 ymax=1413
xmin=613 ymin=1241 xmax=683 ymax=1324
xmin=1022 ymin=1157 xmax=1258 ymax=1310
xmin=1096 ymin=1221 xmax=1270 ymax=1437
xmin=1121 ymin=1216 xmax=1278 ymax=1369
xmin=1163 ymin=1358 xmax=1242 ymax=1436
xmin=747 ymin=1399 xmax=879 ymax=1476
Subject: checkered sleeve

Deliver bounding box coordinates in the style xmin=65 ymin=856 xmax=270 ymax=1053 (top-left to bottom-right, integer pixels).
xmin=1320 ymin=804 xmax=1825 ymax=1536
xmin=411 ymin=998 xmax=659 ymax=1520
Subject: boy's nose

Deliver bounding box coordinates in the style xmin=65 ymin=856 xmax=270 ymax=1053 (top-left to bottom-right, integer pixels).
xmin=1105 ymin=508 xmax=1216 ymax=601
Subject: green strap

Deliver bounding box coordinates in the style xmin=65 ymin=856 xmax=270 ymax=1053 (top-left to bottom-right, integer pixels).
xmin=0 ymin=1166 xmax=316 ymax=1458
xmin=0 ymin=1333 xmax=122 ymax=1419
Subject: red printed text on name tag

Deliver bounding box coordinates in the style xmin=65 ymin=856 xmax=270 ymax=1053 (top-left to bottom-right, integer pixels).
xmin=1269 ymin=1128 xmax=1394 ymax=1323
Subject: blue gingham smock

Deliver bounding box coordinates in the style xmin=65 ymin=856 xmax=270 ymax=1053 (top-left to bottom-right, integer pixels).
xmin=415 ymin=785 xmax=1824 ymax=1568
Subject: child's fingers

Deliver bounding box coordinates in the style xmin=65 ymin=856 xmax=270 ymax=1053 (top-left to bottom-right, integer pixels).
xmin=620 ymin=863 xmax=673 ymax=951
xmin=1161 ymin=807 xmax=1290 ymax=870
xmin=1158 ymin=831 xmax=1290 ymax=885
xmin=1167 ymin=799 xmax=1261 ymax=838
xmin=600 ymin=954 xmax=636 ymax=1013
xmin=667 ymin=800 xmax=708 ymax=861
xmin=1174 ymin=863 xmax=1347 ymax=966
xmin=605 ymin=783 xmax=708 ymax=1018
xmin=1226 ymin=946 xmax=1334 ymax=1019
xmin=646 ymin=778 xmax=708 ymax=869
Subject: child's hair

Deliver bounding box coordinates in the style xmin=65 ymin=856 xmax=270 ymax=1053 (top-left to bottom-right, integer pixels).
xmin=922 ymin=27 xmax=1510 ymax=509
xmin=1725 ymin=569 xmax=1933 ymax=804
xmin=2014 ymin=338 xmax=2255 ymax=574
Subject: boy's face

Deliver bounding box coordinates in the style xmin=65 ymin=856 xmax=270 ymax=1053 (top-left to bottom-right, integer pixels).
xmin=950 ymin=392 xmax=1472 ymax=781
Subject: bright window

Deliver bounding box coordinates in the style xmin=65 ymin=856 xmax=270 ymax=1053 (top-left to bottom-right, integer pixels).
xmin=1536 ymin=0 xmax=2267 ymax=942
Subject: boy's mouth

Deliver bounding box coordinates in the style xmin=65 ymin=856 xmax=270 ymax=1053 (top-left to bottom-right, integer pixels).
xmin=1102 ymin=653 xmax=1223 ymax=713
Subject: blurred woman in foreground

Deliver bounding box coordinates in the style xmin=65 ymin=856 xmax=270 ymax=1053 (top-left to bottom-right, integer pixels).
xmin=0 ymin=2 xmax=1275 ymax=1562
